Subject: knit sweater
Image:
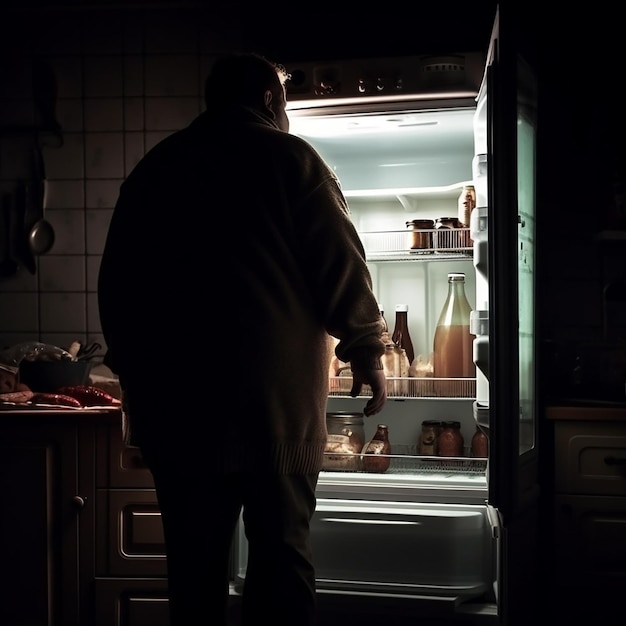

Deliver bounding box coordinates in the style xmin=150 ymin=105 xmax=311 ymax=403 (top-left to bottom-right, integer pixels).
xmin=98 ymin=106 xmax=386 ymax=473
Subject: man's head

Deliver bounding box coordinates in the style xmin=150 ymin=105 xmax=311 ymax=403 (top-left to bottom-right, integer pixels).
xmin=204 ymin=53 xmax=290 ymax=131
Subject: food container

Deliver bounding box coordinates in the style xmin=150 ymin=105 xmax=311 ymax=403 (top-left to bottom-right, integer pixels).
xmin=406 ymin=219 xmax=435 ymax=251
xmin=19 ymin=359 xmax=93 ymax=393
xmin=323 ymin=412 xmax=365 ymax=471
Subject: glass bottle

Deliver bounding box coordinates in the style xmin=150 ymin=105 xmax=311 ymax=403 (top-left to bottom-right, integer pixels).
xmin=438 ymin=421 xmax=464 ymax=457
xmin=361 ymin=424 xmax=391 ymax=473
xmin=392 ymin=304 xmax=415 ymax=365
xmin=433 ymin=273 xmax=475 ymax=379
xmin=378 ymin=303 xmax=390 ymax=344
xmin=418 ymin=420 xmax=442 ymax=456
xmin=471 ymin=424 xmax=489 ymax=458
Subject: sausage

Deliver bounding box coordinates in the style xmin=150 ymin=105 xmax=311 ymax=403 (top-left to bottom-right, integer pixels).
xmin=31 ymin=393 xmax=82 ymax=407
xmin=56 ymin=385 xmax=120 ymax=406
xmin=0 ymin=390 xmax=35 ymax=404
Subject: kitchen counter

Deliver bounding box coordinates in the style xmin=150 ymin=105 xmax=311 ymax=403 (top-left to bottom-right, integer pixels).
xmin=546 ymin=404 xmax=626 ymax=421
xmin=0 ymin=405 xmax=121 ymax=419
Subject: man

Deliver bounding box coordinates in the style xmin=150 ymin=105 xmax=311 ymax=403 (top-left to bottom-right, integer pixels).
xmin=98 ymin=52 xmax=387 ymax=626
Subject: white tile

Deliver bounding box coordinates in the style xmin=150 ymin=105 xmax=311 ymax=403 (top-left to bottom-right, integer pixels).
xmin=56 ymin=98 xmax=84 ymax=132
xmin=124 ymin=132 xmax=145 ymax=176
xmin=0 ymin=293 xmax=39 ymax=331
xmin=43 ymin=133 xmax=84 ymax=179
xmin=123 ymin=56 xmax=144 ymax=96
xmin=39 ymin=255 xmax=85 ymax=292
xmin=46 ymin=209 xmax=85 ymax=255
xmin=87 ymin=292 xmax=102 ymax=334
xmin=86 ymin=255 xmax=101 ymax=292
xmin=145 ymin=54 xmax=199 ymax=96
xmin=144 ymin=97 xmax=200 ymax=131
xmin=46 ymin=180 xmax=85 ymax=210
xmin=86 ymin=209 xmax=112 ymax=255
xmin=86 ymin=180 xmax=122 ymax=209
xmin=48 ymin=55 xmax=83 ymax=98
xmin=124 ymin=97 xmax=144 ymax=131
xmin=85 ymin=132 xmax=124 ymax=179
xmin=84 ymin=56 xmax=124 ymax=97
xmin=84 ymin=98 xmax=124 ymax=132
xmin=40 ymin=292 xmax=86 ymax=333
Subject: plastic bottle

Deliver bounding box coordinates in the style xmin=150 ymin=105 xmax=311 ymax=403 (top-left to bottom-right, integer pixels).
xmin=361 ymin=424 xmax=391 ymax=473
xmin=391 ymin=304 xmax=415 ymax=365
xmin=433 ymin=273 xmax=475 ymax=378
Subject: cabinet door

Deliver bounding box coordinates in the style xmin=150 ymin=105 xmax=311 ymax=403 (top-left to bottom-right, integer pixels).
xmin=0 ymin=419 xmax=93 ymax=626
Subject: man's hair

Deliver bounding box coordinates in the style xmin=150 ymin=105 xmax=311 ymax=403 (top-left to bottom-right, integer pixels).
xmin=204 ymin=53 xmax=289 ymax=112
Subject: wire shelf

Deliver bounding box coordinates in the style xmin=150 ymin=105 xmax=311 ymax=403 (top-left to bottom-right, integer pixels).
xmin=329 ymin=376 xmax=476 ymax=399
xmin=360 ymin=228 xmax=472 ymax=261
xmin=322 ymin=444 xmax=487 ymax=474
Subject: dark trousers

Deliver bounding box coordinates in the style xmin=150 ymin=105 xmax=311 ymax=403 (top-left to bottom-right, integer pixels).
xmin=139 ymin=441 xmax=319 ymax=626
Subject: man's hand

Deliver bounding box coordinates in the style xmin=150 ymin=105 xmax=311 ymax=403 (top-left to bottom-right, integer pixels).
xmin=350 ymin=368 xmax=387 ymax=416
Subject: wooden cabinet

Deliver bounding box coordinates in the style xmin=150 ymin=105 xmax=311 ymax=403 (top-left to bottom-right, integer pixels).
xmin=94 ymin=422 xmax=169 ymax=626
xmin=546 ymin=407 xmax=626 ymax=618
xmin=0 ymin=414 xmax=96 ymax=626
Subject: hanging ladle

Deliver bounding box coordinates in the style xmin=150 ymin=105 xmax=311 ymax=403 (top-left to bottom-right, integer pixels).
xmin=27 ymin=165 xmax=55 ymax=256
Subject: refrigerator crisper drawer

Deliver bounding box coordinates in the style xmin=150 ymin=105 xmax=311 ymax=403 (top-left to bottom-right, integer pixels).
xmin=234 ymin=500 xmax=494 ymax=602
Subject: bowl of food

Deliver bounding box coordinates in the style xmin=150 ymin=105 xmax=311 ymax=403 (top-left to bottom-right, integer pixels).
xmin=19 ymin=359 xmax=94 ymax=393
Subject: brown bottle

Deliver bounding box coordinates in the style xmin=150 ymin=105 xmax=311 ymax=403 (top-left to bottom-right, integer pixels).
xmin=392 ymin=304 xmax=414 ymax=365
xmin=438 ymin=421 xmax=464 ymax=457
xmin=471 ymin=425 xmax=489 ymax=458
xmin=362 ymin=424 xmax=391 ymax=473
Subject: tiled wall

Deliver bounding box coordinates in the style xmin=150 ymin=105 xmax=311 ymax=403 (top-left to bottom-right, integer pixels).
xmin=0 ymin=4 xmax=241 ymax=357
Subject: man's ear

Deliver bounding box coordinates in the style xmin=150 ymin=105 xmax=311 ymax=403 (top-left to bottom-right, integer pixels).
xmin=264 ymin=89 xmax=275 ymax=119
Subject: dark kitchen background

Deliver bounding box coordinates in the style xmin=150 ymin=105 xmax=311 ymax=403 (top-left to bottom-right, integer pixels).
xmin=0 ymin=0 xmax=625 ymax=396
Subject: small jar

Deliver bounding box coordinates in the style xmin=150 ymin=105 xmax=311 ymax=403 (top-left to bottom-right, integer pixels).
xmin=324 ymin=412 xmax=365 ymax=471
xmin=418 ymin=420 xmax=442 ymax=455
xmin=438 ymin=420 xmax=464 ymax=457
xmin=471 ymin=425 xmax=489 ymax=458
xmin=406 ymin=219 xmax=435 ymax=251
xmin=434 ymin=216 xmax=461 ymax=251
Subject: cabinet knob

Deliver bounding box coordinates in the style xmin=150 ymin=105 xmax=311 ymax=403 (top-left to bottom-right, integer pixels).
xmin=72 ymin=495 xmax=87 ymax=509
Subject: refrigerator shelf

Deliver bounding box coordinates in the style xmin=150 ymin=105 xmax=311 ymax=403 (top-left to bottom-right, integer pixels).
xmin=323 ymin=445 xmax=487 ymax=474
xmin=329 ymin=376 xmax=476 ymax=399
xmin=360 ymin=228 xmax=473 ymax=261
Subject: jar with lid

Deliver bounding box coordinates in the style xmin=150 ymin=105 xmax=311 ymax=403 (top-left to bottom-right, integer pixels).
xmin=418 ymin=420 xmax=442 ymax=456
xmin=324 ymin=412 xmax=365 ymax=471
xmin=438 ymin=421 xmax=464 ymax=457
xmin=406 ymin=219 xmax=434 ymax=252
xmin=457 ymin=185 xmax=476 ymax=247
xmin=434 ymin=216 xmax=461 ymax=251
xmin=361 ymin=424 xmax=392 ymax=473
xmin=470 ymin=424 xmax=489 ymax=458
xmin=433 ymin=273 xmax=475 ymax=380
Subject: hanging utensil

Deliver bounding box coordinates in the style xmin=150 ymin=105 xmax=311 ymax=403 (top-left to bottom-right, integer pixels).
xmin=24 ymin=144 xmax=55 ymax=264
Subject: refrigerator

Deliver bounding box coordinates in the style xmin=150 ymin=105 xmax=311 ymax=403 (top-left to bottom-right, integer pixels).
xmin=232 ymin=6 xmax=540 ymax=625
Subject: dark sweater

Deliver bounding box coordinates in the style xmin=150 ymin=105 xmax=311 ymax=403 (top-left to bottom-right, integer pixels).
xmin=98 ymin=106 xmax=385 ymax=473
